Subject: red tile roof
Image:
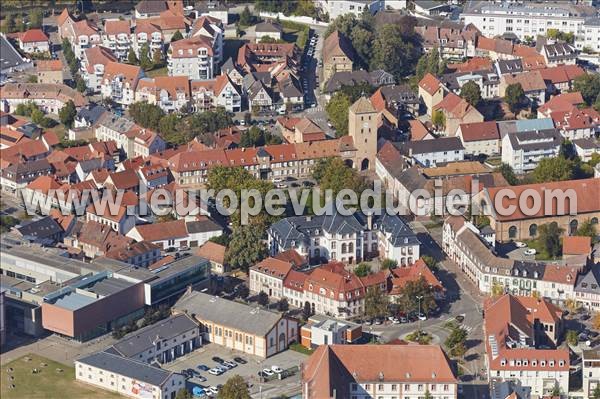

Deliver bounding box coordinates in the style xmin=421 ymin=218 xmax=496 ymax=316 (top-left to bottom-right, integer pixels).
xmin=104 ymin=19 xmax=131 ymax=35
xmin=195 ymin=241 xmax=226 ymax=264
xmin=133 ymin=219 xmax=188 ymax=241
xmin=20 ymin=29 xmax=49 ymax=43
xmin=419 ymin=73 xmax=442 ymax=96
xmin=459 ymin=120 xmax=499 ymax=142
xmin=37 ymin=60 xmax=63 ymax=72
xmin=252 ymin=257 xmax=293 ymax=279
xmin=562 ymin=236 xmax=592 ymax=256
xmin=408 ymin=119 xmax=431 ymax=141
xmin=103 ymin=62 xmax=142 ymax=87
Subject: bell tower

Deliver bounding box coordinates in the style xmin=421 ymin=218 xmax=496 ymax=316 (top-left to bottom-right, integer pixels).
xmin=348 ymin=96 xmax=379 ymax=171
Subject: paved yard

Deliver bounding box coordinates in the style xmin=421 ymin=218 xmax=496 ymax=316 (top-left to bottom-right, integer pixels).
xmin=163 ymin=343 xmax=307 ymax=398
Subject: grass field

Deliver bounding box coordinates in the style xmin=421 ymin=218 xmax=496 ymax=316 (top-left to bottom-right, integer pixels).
xmin=1 ymin=354 xmax=121 ymax=399
xmin=146 ymin=66 xmax=168 ymax=77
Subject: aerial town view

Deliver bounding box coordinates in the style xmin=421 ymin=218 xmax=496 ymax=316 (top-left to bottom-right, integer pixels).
xmin=1 ymin=0 xmax=600 ymax=398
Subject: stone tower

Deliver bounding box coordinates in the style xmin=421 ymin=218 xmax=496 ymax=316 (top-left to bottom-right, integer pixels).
xmin=348 ymin=96 xmax=379 ymax=171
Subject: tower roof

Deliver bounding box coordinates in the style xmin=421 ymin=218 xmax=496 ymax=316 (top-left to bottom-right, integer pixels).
xmin=350 ymin=96 xmax=376 ymax=114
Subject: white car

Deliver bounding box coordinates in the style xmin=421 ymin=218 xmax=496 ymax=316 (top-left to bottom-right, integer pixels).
xmin=524 ymin=248 xmax=537 ymax=256
xmin=271 ymin=365 xmax=283 ymax=374
xmin=515 ymin=241 xmax=527 ymax=248
xmin=208 ymin=368 xmax=222 ymax=376
xmin=418 ymin=313 xmax=427 ymax=321
xmin=223 ymin=360 xmax=237 ymax=368
xmin=209 ymin=386 xmax=219 ymax=395
xmin=262 ymin=368 xmax=274 ymax=376
xmin=391 ymin=317 xmax=400 ymax=324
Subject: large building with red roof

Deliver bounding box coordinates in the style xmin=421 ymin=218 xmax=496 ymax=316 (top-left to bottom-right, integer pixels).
xmin=17 ymin=29 xmax=50 ymax=54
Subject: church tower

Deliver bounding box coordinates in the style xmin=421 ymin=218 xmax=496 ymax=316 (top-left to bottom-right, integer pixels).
xmin=348 ymin=96 xmax=379 ymax=171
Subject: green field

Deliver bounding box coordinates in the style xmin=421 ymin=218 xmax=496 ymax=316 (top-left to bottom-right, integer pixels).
xmin=1 ymin=354 xmax=122 ymax=399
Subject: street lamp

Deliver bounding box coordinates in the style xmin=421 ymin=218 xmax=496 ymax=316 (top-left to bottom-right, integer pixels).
xmin=416 ymin=295 xmax=423 ymax=335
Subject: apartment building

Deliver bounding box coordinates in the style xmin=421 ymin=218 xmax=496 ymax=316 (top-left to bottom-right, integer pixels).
xmin=135 ymin=76 xmax=191 ymax=113
xmin=76 ymin=352 xmax=186 ymax=399
xmin=460 ymin=2 xmax=595 ymax=41
xmin=0 ymin=83 xmax=87 ymax=115
xmin=168 ymin=37 xmax=215 ymax=80
xmin=95 ymin=114 xmax=166 ymax=158
xmin=102 ymin=19 xmax=132 ymax=61
xmin=81 ymin=46 xmax=118 ymax=93
xmin=501 ymin=128 xmax=562 ymax=174
xmin=400 ymin=137 xmax=466 ymax=167
xmin=57 ymin=8 xmax=101 ymax=59
xmin=249 ymin=257 xmax=293 ymax=300
xmin=303 ymin=344 xmax=457 ymax=399
xmin=36 ymin=60 xmax=64 ymax=85
xmin=100 ymin=62 xmax=144 ymax=107
xmin=190 ymin=74 xmax=242 ymax=113
xmin=322 ymin=30 xmax=355 ymax=85
xmin=415 ymin=24 xmax=479 ymax=60
xmin=457 ymin=121 xmax=501 ymax=157
xmin=576 ymin=18 xmax=600 ymax=53
xmin=189 ymin=15 xmax=224 ymax=66
xmin=484 ymin=294 xmax=569 ymax=397
xmin=316 ymin=0 xmax=384 ymax=20
xmin=583 ymin=349 xmax=600 ymax=399
xmin=173 ymin=291 xmax=298 ymax=358
xmin=300 ymin=314 xmax=362 ymax=348
xmin=418 ymin=73 xmax=445 ymax=116
xmin=17 ymin=29 xmax=50 ymax=54
xmin=268 ymin=212 xmax=419 ymax=266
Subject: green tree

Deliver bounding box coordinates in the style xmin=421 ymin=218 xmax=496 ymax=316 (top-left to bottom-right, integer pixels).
xmin=30 ymin=9 xmax=43 ymax=29
xmin=592 ymin=385 xmax=600 ymax=399
xmin=424 ymin=390 xmax=433 ymax=399
xmin=129 ymin=102 xmax=165 ymax=130
xmin=432 ymin=110 xmax=445 ymax=129
xmin=171 ymin=30 xmax=184 ymax=42
xmin=460 ymin=81 xmax=482 ymax=107
xmin=31 ymin=108 xmax=45 ymax=126
xmin=364 ymin=286 xmax=389 ymax=320
xmin=303 ymin=301 xmax=313 ymax=320
xmin=575 ymin=219 xmax=598 ymax=243
xmin=381 ymin=259 xmax=397 ymax=270
xmin=277 ymin=298 xmax=289 ymax=312
xmin=225 ymin=225 xmax=268 ymax=273
xmin=240 ymin=126 xmax=282 ymax=147
xmin=416 ymin=47 xmax=446 ymax=81
xmin=0 ymin=215 xmax=20 ymax=233
xmin=422 ymin=255 xmax=438 ymax=272
xmin=371 ymin=24 xmax=420 ymax=81
xmin=445 ymin=325 xmax=468 ymax=356
xmin=76 ymin=76 xmax=87 ymax=93
xmin=396 ymin=277 xmax=437 ymax=314
xmin=209 ymin=234 xmax=230 ymax=246
xmin=239 ymin=6 xmax=253 ymax=26
xmin=538 ymin=223 xmax=564 ymax=258
xmin=218 ymin=375 xmax=251 ymax=399
xmin=496 ymin=163 xmax=518 ymax=185
xmin=325 ymin=14 xmax=358 ymax=38
xmin=533 ymin=156 xmax=574 ymax=183
xmin=127 ymin=47 xmax=139 ymax=65
xmin=311 ymin=157 xmax=368 ymax=198
xmin=4 ymin=13 xmax=16 ymax=33
xmin=504 ymin=83 xmax=525 ymax=113
xmin=16 ymin=16 xmax=26 ymax=32
xmin=573 ymin=73 xmax=600 ymax=105
xmin=566 ymin=329 xmax=578 ymax=346
xmin=175 ymin=388 xmax=192 ymax=399
xmin=257 ymin=291 xmax=269 ymax=306
xmin=325 ymin=91 xmax=352 ymax=136
xmin=152 ymin=48 xmax=162 ymax=66
xmin=139 ymin=43 xmax=153 ymax=70
xmin=58 ymin=100 xmax=77 ymax=128
xmin=354 ymin=262 xmax=372 ymax=277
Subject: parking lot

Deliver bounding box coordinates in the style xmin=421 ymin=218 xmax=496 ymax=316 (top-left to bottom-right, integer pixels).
xmin=163 ymin=343 xmax=307 ymax=397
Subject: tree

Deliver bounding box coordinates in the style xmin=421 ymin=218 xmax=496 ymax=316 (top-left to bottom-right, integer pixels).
xmin=575 ymin=219 xmax=598 ymax=243
xmin=504 ymin=83 xmax=525 ymax=113
xmin=311 ymin=157 xmax=368 ymax=199
xmin=58 ymin=100 xmax=77 ymax=128
xmin=364 ymin=286 xmax=389 ymax=320
xmin=445 ymin=325 xmax=468 ymax=357
xmin=152 ymin=48 xmax=162 ymax=66
xmin=460 ymin=81 xmax=482 ymax=107
xmin=537 ymin=223 xmax=564 ymax=258
xmin=496 ymin=163 xmax=518 ymax=186
xmin=415 ymin=47 xmax=446 ymax=81
xmin=593 ymin=312 xmax=600 ymax=331
xmin=592 ymin=385 xmax=600 ymax=399
xmin=31 ymin=108 xmax=45 ymax=126
xmin=175 ymin=388 xmax=192 ymax=399
xmin=239 ymin=6 xmax=253 ymax=26
xmin=225 ymin=225 xmax=268 ymax=273
xmin=396 ymin=277 xmax=437 ymax=314
xmin=371 ymin=24 xmax=420 ymax=81
xmin=129 ymin=102 xmax=165 ymax=130
xmin=237 ymin=284 xmax=250 ymax=299
xmin=257 ymin=291 xmax=269 ymax=307
xmin=566 ymin=330 xmax=579 ymax=346
xmin=76 ymin=76 xmax=87 ymax=93
xmin=354 ymin=262 xmax=372 ymax=277
xmin=171 ymin=30 xmax=184 ymax=42
xmin=139 ymin=43 xmax=153 ymax=71
xmin=303 ymin=301 xmax=313 ymax=320
xmin=533 ymin=156 xmax=574 ymax=183
xmin=240 ymin=126 xmax=282 ymax=147
xmin=127 ymin=47 xmax=139 ymax=65
xmin=424 ymin=390 xmax=433 ymax=399
xmin=432 ymin=110 xmax=445 ymax=129
xmin=218 ymin=375 xmax=251 ymax=399
xmin=381 ymin=259 xmax=397 ymax=270
xmin=422 ymin=255 xmax=438 ymax=272
xmin=325 ymin=91 xmax=352 ymax=136
xmin=30 ymin=9 xmax=43 ymax=29
xmin=573 ymin=73 xmax=600 ymax=105
xmin=277 ymin=298 xmax=289 ymax=312
xmin=4 ymin=13 xmax=15 ymax=33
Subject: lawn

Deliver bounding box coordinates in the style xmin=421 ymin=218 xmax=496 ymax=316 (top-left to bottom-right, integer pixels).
xmin=289 ymin=342 xmax=314 ymax=355
xmin=1 ymin=354 xmax=122 ymax=399
xmin=146 ymin=66 xmax=168 ymax=78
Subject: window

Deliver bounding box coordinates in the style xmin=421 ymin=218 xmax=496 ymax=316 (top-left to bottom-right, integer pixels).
xmin=508 ymin=226 xmax=517 ymax=239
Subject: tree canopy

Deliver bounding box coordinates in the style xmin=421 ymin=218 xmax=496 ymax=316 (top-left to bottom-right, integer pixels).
xmin=532 ymin=156 xmax=575 ymax=183
xmin=325 ymin=91 xmax=352 ymax=136
xmin=496 ymin=163 xmax=518 ymax=185
xmin=218 ymin=375 xmax=251 ymax=399
xmin=364 ymin=286 xmax=389 ymax=320
xmin=311 ymin=157 xmax=368 ymax=198
xmin=240 ymin=126 xmax=282 ymax=147
xmin=537 ymin=223 xmax=563 ymax=259
xmin=573 ymin=73 xmax=600 ymax=106
xmin=460 ymin=81 xmax=482 ymax=107
xmin=58 ymin=100 xmax=77 ymax=129
xmin=415 ymin=47 xmax=446 ymax=82
xmin=354 ymin=262 xmax=372 ymax=277
xmin=225 ymin=224 xmax=268 ymax=273
xmin=504 ymin=83 xmax=525 ymax=113
xmin=396 ymin=277 xmax=437 ymax=314
xmin=370 ymin=24 xmax=421 ymax=81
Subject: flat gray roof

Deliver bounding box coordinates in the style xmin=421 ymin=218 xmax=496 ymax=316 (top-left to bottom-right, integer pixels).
xmin=77 ymin=351 xmax=176 ymax=386
xmin=173 ymin=291 xmax=283 ymax=336
xmin=0 ymin=34 xmax=28 ymax=72
xmin=53 ymin=292 xmax=97 ymax=310
xmin=88 ymin=277 xmax=134 ymax=296
xmin=150 ymin=255 xmax=209 ymax=285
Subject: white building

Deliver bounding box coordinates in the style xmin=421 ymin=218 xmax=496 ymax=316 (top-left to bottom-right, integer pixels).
xmin=317 ymin=0 xmax=385 ymax=20
xmin=460 ymin=1 xmax=594 ymax=41
xmin=168 ymin=37 xmax=216 ymax=80
xmin=102 ymin=19 xmax=132 ymax=62
xmin=576 ymin=18 xmax=600 ymax=53
xmin=81 ymin=46 xmax=118 ymax=93
xmin=126 ymin=218 xmax=222 ymax=250
xmin=501 ymin=129 xmax=562 ymax=174
xmin=100 ymin=62 xmax=144 ymax=107
xmin=249 ymin=257 xmax=292 ymax=299
xmin=18 ymin=29 xmax=50 ymax=54
xmin=583 ymin=349 xmax=600 ymax=399
xmin=401 ymin=137 xmax=465 ymax=168
xmin=76 ymin=352 xmax=186 ymax=399
xmin=135 ymin=76 xmax=191 ymax=113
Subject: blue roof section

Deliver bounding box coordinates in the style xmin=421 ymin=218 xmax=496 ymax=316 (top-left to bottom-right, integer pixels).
xmin=52 ymin=292 xmax=97 ymax=310
xmin=514 ymin=118 xmax=555 ymax=132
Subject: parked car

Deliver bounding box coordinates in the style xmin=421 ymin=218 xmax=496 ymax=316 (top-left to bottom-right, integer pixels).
xmin=212 ymin=356 xmax=224 ymax=364
xmin=262 ymin=368 xmax=274 ymax=376
xmin=374 ymin=318 xmax=383 ymax=325
xmin=515 ymin=241 xmax=527 ymax=248
xmin=208 ymin=368 xmax=222 ymax=376
xmin=455 ymin=315 xmax=465 ymax=323
xmin=198 ymin=365 xmax=210 ymax=371
xmin=271 ymin=365 xmax=283 ymax=374
xmin=209 ymin=386 xmax=219 ymax=395
xmin=524 ymin=249 xmax=537 ymax=256
xmin=223 ymin=360 xmax=237 ymax=368
xmin=234 ymin=357 xmax=247 ymax=364
xmin=178 ymin=245 xmax=190 ymax=251
xmin=418 ymin=313 xmax=427 ymax=321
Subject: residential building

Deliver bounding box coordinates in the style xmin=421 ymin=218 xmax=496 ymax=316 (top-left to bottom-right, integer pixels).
xmin=575 ymin=267 xmax=600 ymax=312
xmin=322 ymin=30 xmax=355 ymax=85
xmin=583 ymin=349 xmax=600 ymax=399
xmin=168 ymin=36 xmax=215 ymax=80
xmin=302 ymin=344 xmax=457 ymax=399
xmin=418 ymin=73 xmax=445 ymax=116
xmin=126 ymin=218 xmax=222 ymax=249
xmin=440 ymin=69 xmax=500 ymax=100
xmin=102 ymin=19 xmax=132 ymax=61
xmin=574 ymin=138 xmax=600 ymax=162
xmin=576 ymin=18 xmax=600 ymax=53
xmin=484 ymin=294 xmax=569 ymax=397
xmin=500 ymin=71 xmax=547 ymax=106
xmin=103 ymin=241 xmax=162 ymax=268
xmin=107 ymin=314 xmax=200 ymax=364
xmin=100 ymin=62 xmax=144 ymax=107
xmin=415 ymin=24 xmax=479 ymax=60
xmin=501 ymin=128 xmax=562 ymax=174
xmin=414 ymin=0 xmax=452 ymax=16
xmin=0 ymin=83 xmax=87 ymax=114
xmin=300 ymin=315 xmax=362 ymax=349
xmin=433 ymin=92 xmax=485 ymax=136
xmin=135 ymin=76 xmax=190 ymax=113
xmin=36 ymin=60 xmax=64 ymax=85
xmin=476 ymin=178 xmax=600 ymax=242
xmin=323 ymin=69 xmax=395 ymax=97
xmin=277 ymin=117 xmax=325 ymax=144
xmin=194 ymin=241 xmax=227 ymax=274
xmin=254 ymin=21 xmax=282 ymax=42
xmin=75 ymin=352 xmax=186 ymax=399
xmin=457 ymin=121 xmax=501 ymax=156
xmin=0 ymin=159 xmax=53 ymax=196
xmin=95 ymin=114 xmax=166 ymax=158
xmin=538 ymin=65 xmax=586 ymax=94
xmin=460 ymin=1 xmax=596 ymax=41
xmin=135 ymin=0 xmax=183 ymax=19
xmin=400 ymin=137 xmax=465 ymax=167
xmin=18 ymin=29 xmax=50 ymax=54
xmin=56 ymin=8 xmax=101 ymax=58
xmin=173 ymin=291 xmax=298 ymax=358
xmin=269 ymin=211 xmax=419 ymax=266
xmin=316 ymin=0 xmax=385 ymax=20
xmin=249 ymin=257 xmax=293 ymax=299
xmin=189 ymin=15 xmax=224 ymax=66
xmin=81 ymin=46 xmax=118 ymax=93
xmin=0 ymin=34 xmax=33 ymax=76
xmin=539 ymin=42 xmax=577 ymax=67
